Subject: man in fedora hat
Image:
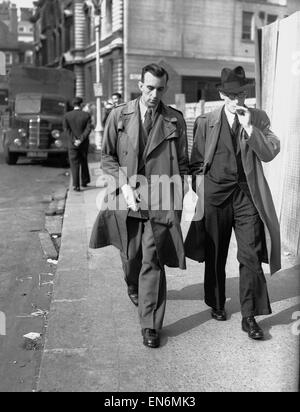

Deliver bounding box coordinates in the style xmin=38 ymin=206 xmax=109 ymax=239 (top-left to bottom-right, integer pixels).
xmin=186 ymin=66 xmax=281 ymax=340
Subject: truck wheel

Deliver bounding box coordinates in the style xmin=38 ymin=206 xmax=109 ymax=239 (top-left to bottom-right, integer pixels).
xmin=4 ymin=146 xmax=19 ymax=165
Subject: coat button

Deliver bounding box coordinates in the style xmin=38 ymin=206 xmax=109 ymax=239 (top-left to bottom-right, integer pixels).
xmin=123 ymin=151 xmax=128 ymax=155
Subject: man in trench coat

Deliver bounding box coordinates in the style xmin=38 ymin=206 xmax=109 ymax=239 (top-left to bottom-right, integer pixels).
xmin=185 ymin=66 xmax=281 ymax=340
xmin=90 ymin=64 xmax=189 ymax=348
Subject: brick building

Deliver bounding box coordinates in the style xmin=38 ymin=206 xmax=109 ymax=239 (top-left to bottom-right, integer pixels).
xmin=32 ymin=0 xmax=299 ymax=104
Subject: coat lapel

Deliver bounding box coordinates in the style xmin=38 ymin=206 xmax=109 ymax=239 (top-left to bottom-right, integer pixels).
xmin=145 ymin=104 xmax=178 ymax=159
xmin=121 ymin=99 xmax=140 ymax=156
xmin=204 ymin=106 xmax=223 ymax=168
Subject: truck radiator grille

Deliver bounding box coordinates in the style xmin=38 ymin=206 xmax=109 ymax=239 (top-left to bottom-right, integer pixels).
xmin=28 ymin=118 xmax=40 ymax=148
xmin=39 ymin=119 xmax=52 ymax=149
xmin=29 ymin=118 xmax=50 ymax=149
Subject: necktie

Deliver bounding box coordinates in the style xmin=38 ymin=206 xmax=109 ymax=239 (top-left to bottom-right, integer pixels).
xmin=231 ymin=114 xmax=240 ymax=153
xmin=143 ymin=108 xmax=153 ymax=136
xmin=232 ymin=114 xmax=240 ymax=135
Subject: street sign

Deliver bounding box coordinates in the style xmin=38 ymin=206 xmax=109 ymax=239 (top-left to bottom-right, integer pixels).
xmin=130 ymin=74 xmax=141 ymax=80
xmin=93 ymin=82 xmax=103 ymax=97
xmin=0 ymin=52 xmax=6 ymax=76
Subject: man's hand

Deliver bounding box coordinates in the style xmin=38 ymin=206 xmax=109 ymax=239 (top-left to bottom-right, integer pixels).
xmin=236 ymin=106 xmax=253 ymax=136
xmin=74 ymin=139 xmax=81 ymax=147
xmin=121 ymin=184 xmax=140 ymax=212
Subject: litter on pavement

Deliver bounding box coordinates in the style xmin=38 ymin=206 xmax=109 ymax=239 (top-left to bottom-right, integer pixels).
xmin=47 ymin=259 xmax=58 ymax=265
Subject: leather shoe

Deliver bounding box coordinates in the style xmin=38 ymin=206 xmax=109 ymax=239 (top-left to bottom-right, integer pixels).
xmin=242 ymin=316 xmax=264 ymax=340
xmin=127 ymin=287 xmax=138 ymax=306
xmin=142 ymin=328 xmax=160 ymax=348
xmin=73 ymin=187 xmax=80 ymax=192
xmin=211 ymin=307 xmax=227 ymax=321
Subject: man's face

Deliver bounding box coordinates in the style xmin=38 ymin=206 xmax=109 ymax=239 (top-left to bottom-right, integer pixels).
xmin=220 ymin=91 xmax=247 ymax=114
xmin=139 ymin=72 xmax=168 ymax=108
xmin=112 ymin=95 xmax=120 ymax=106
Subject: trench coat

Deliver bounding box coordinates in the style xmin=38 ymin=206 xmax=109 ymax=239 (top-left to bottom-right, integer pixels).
xmin=185 ymin=106 xmax=281 ymax=275
xmin=89 ymin=98 xmax=189 ymax=270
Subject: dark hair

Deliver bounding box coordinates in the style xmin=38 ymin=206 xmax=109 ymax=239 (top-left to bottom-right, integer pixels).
xmin=141 ymin=64 xmax=169 ymax=83
xmin=72 ymin=96 xmax=83 ymax=107
xmin=112 ymin=92 xmax=122 ymax=99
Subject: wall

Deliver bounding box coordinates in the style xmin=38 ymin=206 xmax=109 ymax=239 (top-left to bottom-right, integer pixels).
xmin=126 ymin=0 xmax=238 ymax=59
xmin=261 ymin=12 xmax=300 ymax=254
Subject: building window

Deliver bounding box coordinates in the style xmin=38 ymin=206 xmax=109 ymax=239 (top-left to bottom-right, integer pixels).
xmin=24 ymin=50 xmax=33 ymax=65
xmin=242 ymin=11 xmax=255 ymax=41
xmin=105 ymin=0 xmax=113 ymax=35
xmin=64 ymin=17 xmax=73 ymax=52
xmin=267 ymin=14 xmax=278 ymax=24
xmin=84 ymin=4 xmax=93 ymax=45
xmin=5 ymin=52 xmax=12 ymax=65
xmin=18 ymin=26 xmax=25 ymax=32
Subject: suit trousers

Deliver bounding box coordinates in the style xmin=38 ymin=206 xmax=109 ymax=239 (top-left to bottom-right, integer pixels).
xmin=68 ymin=146 xmax=90 ymax=188
xmin=120 ymin=217 xmax=167 ymax=330
xmin=204 ymin=186 xmax=272 ymax=317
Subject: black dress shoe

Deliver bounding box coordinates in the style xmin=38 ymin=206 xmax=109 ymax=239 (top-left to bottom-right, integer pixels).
xmin=127 ymin=287 xmax=138 ymax=306
xmin=211 ymin=307 xmax=227 ymax=321
xmin=73 ymin=187 xmax=80 ymax=192
xmin=142 ymin=328 xmax=160 ymax=348
xmin=242 ymin=316 xmax=264 ymax=340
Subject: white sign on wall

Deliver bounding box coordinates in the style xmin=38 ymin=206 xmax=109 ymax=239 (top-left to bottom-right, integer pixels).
xmin=0 ymin=311 xmax=6 ymax=336
xmin=0 ymin=52 xmax=6 ymax=76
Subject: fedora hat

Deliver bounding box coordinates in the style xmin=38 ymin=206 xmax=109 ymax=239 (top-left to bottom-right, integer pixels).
xmin=217 ymin=66 xmax=254 ymax=94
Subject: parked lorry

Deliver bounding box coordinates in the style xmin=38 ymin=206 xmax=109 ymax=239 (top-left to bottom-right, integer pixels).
xmin=2 ymin=65 xmax=75 ymax=165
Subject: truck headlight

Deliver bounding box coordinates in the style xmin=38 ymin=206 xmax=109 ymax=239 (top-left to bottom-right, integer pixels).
xmin=14 ymin=138 xmax=22 ymax=147
xmin=54 ymin=139 xmax=63 ymax=148
xmin=18 ymin=128 xmax=27 ymax=138
xmin=51 ymin=129 xmax=61 ymax=139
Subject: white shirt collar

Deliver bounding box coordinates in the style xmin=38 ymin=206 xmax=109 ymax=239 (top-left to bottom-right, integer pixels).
xmin=139 ymin=99 xmax=158 ymax=122
xmin=224 ymin=106 xmax=235 ymax=128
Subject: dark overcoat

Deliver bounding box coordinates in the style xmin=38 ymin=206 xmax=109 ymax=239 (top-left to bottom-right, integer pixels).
xmin=63 ymin=109 xmax=92 ymax=149
xmin=186 ymin=106 xmax=281 ymax=275
xmin=89 ymin=98 xmax=189 ymax=269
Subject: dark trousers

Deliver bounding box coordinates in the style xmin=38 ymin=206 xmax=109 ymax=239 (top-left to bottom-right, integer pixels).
xmin=120 ymin=218 xmax=167 ymax=330
xmin=68 ymin=146 xmax=90 ymax=188
xmin=204 ymin=187 xmax=272 ymax=317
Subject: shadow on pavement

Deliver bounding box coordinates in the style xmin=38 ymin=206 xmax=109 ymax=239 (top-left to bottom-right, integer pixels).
xmin=166 ymin=264 xmax=300 ymax=338
xmin=163 ymin=309 xmax=212 ymax=338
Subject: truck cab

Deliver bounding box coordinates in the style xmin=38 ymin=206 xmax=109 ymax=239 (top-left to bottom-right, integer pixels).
xmin=3 ymin=92 xmax=69 ymax=164
xmin=1 ymin=65 xmax=75 ymax=165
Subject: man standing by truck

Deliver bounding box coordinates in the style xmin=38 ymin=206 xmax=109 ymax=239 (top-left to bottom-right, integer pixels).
xmin=63 ymin=97 xmax=92 ymax=191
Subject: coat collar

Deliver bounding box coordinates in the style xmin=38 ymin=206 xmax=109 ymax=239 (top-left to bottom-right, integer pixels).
xmin=204 ymin=105 xmax=247 ymax=167
xmin=121 ymin=98 xmax=179 ymax=159
xmin=203 ymin=106 xmax=223 ymax=167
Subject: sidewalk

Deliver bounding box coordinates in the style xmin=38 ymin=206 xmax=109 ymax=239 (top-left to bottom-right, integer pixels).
xmin=37 ymin=159 xmax=300 ymax=392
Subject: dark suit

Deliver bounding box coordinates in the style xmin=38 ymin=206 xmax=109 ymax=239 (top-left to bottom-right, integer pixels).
xmin=187 ymin=106 xmax=281 ymax=318
xmin=63 ymin=108 xmax=92 ymax=188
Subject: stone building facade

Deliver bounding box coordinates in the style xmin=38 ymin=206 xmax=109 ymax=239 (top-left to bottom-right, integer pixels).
xmin=31 ymin=0 xmax=299 ymax=104
xmin=0 ymin=1 xmax=34 ymax=74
